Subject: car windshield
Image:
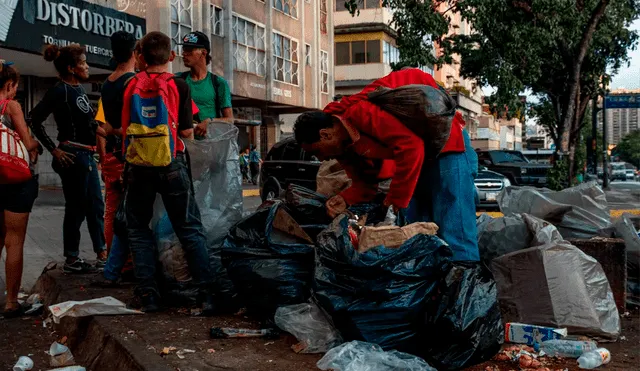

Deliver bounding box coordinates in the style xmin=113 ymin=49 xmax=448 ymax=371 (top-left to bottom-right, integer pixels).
xmin=489 ymin=151 xmax=529 ymax=164
xmin=612 ymin=164 xmax=625 ymax=170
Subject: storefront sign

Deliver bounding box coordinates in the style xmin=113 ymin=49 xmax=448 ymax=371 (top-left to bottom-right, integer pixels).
xmin=0 ymin=0 xmax=145 ymax=68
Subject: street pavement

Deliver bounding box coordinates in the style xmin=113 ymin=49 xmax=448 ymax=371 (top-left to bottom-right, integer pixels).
xmin=1 ymin=183 xmax=638 ymax=305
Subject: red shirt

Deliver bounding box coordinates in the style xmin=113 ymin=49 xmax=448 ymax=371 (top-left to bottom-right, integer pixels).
xmin=323 ymin=68 xmax=466 ymax=209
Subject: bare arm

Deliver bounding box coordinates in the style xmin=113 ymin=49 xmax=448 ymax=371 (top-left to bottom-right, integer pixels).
xmin=179 ymin=129 xmax=194 ymax=139
xmin=7 ymin=101 xmax=38 ymax=151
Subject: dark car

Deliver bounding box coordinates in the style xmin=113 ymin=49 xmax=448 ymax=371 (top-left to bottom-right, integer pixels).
xmin=476 ymin=150 xmax=551 ymax=187
xmin=474 ymin=167 xmax=509 ymax=210
xmin=260 ymin=137 xmax=321 ymax=201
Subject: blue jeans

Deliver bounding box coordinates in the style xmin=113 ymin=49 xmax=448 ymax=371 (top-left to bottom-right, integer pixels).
xmin=53 ymin=148 xmax=106 ymax=258
xmin=103 ymin=234 xmax=128 ymax=281
xmin=124 ymin=154 xmax=213 ymax=296
xmin=399 ymin=130 xmax=479 ymax=261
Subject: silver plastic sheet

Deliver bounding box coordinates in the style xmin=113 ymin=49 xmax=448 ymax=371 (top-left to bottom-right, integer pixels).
xmin=614 ymin=213 xmax=640 ymax=306
xmin=497 ymin=182 xmax=613 ymax=239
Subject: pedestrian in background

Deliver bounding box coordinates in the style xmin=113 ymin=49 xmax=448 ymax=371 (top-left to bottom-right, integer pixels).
xmin=240 ymin=148 xmax=250 ymax=183
xmin=0 ymin=61 xmax=42 ymax=317
xmin=249 ymin=145 xmax=262 ymax=185
xmin=176 ymin=31 xmax=233 ymax=138
xmin=29 ymin=44 xmax=107 ymax=274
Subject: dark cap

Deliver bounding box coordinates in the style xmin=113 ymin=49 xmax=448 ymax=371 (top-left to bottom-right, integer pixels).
xmin=179 ymin=31 xmax=211 ymax=53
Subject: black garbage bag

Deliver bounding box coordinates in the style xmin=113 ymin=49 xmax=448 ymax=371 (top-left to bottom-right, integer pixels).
xmin=367 ymin=84 xmax=456 ymax=160
xmin=421 ymin=263 xmax=503 ymax=370
xmin=314 ymin=215 xmax=453 ymax=355
xmin=222 ymin=203 xmax=316 ymax=318
xmin=285 ymin=184 xmax=331 ymax=225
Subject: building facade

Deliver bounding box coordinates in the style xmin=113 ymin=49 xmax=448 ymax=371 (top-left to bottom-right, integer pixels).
xmin=598 ymin=89 xmax=640 ymax=145
xmin=1 ymin=0 xmax=334 ymax=186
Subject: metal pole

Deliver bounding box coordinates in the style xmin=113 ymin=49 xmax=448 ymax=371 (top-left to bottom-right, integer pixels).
xmin=602 ymin=92 xmax=609 ymax=188
xmin=591 ymin=96 xmax=598 ymax=175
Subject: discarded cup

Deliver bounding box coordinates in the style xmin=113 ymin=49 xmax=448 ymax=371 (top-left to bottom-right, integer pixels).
xmin=578 ymin=348 xmax=611 ymax=369
xmin=50 ymin=342 xmax=75 ymax=367
xmin=13 ymin=356 xmax=34 ymax=371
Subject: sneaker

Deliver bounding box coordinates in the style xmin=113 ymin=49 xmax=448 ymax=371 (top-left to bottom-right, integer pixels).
xmin=95 ymin=251 xmax=108 ymax=268
xmin=139 ymin=293 xmax=161 ymax=313
xmin=63 ymin=258 xmax=97 ymax=274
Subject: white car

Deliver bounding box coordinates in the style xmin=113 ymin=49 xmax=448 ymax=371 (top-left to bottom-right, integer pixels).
xmin=626 ymin=169 xmax=636 ymax=181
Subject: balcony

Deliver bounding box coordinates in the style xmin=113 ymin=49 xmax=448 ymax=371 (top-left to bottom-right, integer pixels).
xmin=334 ymin=7 xmax=394 ymax=28
xmin=335 ymin=63 xmax=393 ymax=83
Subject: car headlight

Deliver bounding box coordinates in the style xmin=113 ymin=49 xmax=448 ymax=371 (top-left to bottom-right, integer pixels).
xmin=521 ymin=168 xmax=527 ymax=174
xmin=503 ymin=178 xmax=511 ymax=188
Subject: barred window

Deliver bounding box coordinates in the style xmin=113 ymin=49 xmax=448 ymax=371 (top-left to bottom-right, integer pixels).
xmin=273 ymin=33 xmax=299 ymax=85
xmin=273 ymin=0 xmax=297 ymax=18
xmin=211 ymin=5 xmax=223 ymax=37
xmin=233 ymin=15 xmax=267 ymax=76
xmin=170 ymin=0 xmax=192 ymax=53
xmin=320 ymin=0 xmax=327 ymax=34
xmin=320 ymin=50 xmax=328 ymax=93
xmin=305 ymin=44 xmax=311 ymax=66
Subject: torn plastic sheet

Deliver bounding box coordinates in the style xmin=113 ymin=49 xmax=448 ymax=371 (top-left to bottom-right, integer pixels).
xmin=317 ymin=341 xmax=437 ymax=371
xmin=49 ymin=297 xmax=142 ymax=324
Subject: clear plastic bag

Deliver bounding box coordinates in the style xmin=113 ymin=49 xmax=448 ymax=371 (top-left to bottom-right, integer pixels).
xmin=317 ymin=341 xmax=436 ymax=371
xmin=614 ymin=213 xmax=640 ymax=306
xmin=274 ymin=302 xmax=343 ymax=353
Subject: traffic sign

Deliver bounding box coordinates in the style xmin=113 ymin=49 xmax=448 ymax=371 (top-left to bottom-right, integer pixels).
xmin=605 ymin=95 xmax=640 ymax=109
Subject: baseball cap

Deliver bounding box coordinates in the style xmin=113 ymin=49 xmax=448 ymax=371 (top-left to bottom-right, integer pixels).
xmin=179 ymin=31 xmax=211 ymax=53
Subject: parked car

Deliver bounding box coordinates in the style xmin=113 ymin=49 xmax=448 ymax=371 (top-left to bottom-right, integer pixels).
xmin=626 ymin=169 xmax=636 ymax=181
xmin=610 ymin=162 xmax=627 ymax=181
xmin=475 ymin=167 xmax=509 ymax=210
xmin=476 ymin=150 xmax=551 ymax=187
xmin=262 ymin=139 xmax=510 ymax=211
xmin=260 ymin=138 xmax=321 ymax=201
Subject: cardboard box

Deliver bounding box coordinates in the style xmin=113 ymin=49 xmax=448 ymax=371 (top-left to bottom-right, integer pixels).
xmin=358 ymin=222 xmax=439 ymax=253
xmin=505 ymin=322 xmax=567 ymax=345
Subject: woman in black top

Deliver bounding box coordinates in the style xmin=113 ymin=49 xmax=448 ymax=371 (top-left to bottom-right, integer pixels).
xmin=29 ymin=44 xmax=106 ymax=274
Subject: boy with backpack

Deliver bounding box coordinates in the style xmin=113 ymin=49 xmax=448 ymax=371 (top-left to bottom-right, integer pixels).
xmin=120 ymin=31 xmax=214 ymax=313
xmin=293 ymin=68 xmax=479 ymax=262
xmin=177 ymin=31 xmax=233 ymax=137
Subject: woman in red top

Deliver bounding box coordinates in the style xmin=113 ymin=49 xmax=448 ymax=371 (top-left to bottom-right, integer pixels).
xmin=294 ymin=68 xmax=479 ymax=261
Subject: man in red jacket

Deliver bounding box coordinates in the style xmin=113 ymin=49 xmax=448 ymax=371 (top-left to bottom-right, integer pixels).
xmin=293 ymin=68 xmax=479 ymax=261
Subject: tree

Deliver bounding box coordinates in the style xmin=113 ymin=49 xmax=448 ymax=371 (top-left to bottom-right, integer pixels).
xmin=616 ymin=130 xmax=640 ymax=168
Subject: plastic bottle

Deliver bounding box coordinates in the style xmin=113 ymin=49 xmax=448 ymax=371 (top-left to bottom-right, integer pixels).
xmin=539 ymin=339 xmax=598 ymax=358
xmin=577 ymin=348 xmax=611 ymax=369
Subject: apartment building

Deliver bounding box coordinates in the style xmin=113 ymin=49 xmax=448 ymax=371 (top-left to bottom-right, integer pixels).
xmin=598 ymin=89 xmax=640 ymax=145
xmin=1 ymin=0 xmax=334 ymax=186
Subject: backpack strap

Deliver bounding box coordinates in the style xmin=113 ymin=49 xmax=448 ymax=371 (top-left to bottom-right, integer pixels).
xmin=210 ymin=73 xmax=223 ymax=118
xmin=0 ymin=99 xmax=9 ymax=116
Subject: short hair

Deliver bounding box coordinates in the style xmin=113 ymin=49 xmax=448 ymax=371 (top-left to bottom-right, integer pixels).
xmin=140 ymin=32 xmax=172 ymax=66
xmin=293 ymin=111 xmax=335 ymax=144
xmin=111 ymin=31 xmax=137 ymax=64
xmin=43 ymin=44 xmax=85 ymax=77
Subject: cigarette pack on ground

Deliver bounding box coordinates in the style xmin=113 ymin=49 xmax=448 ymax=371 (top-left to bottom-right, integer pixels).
xmin=505 ymin=322 xmax=567 ymax=345
xmin=357 ymin=222 xmax=439 ymax=253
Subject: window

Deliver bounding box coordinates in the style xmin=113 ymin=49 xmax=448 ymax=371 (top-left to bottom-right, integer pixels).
xmin=232 ymin=15 xmax=266 ymax=76
xmin=170 ymin=0 xmax=193 ymax=53
xmin=273 ymin=0 xmax=297 ymax=18
xmin=383 ymin=41 xmax=399 ymax=65
xmin=305 ymin=44 xmax=311 ymax=66
xmin=335 ymin=0 xmax=379 ymax=11
xmin=320 ymin=0 xmax=327 ymax=34
xmin=335 ymin=40 xmax=381 ymax=65
xmin=320 ymin=50 xmax=328 ymax=93
xmin=273 ymin=33 xmax=299 ymax=85
xmin=211 ymin=5 xmax=223 ymax=37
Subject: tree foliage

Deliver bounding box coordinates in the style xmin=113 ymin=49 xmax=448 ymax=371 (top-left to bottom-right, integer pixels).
xmin=615 ymin=130 xmax=640 ymax=168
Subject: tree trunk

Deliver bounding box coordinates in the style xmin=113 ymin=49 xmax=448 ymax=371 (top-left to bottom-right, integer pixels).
xmin=567 ymin=94 xmax=591 ymax=185
xmin=560 ymin=0 xmax=609 ymax=152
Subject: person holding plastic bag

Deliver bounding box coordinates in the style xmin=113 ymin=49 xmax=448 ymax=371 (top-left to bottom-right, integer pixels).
xmin=293 ymin=68 xmax=479 ymax=261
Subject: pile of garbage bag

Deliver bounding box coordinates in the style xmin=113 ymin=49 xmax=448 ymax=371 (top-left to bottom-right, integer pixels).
xmin=152 ymin=123 xmax=243 ymax=307
xmin=497 ymin=182 xmax=614 ymax=239
xmin=313 ymin=214 xmax=453 ymax=355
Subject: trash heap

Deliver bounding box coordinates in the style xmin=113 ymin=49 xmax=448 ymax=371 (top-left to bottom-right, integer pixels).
xmin=219 ymin=160 xmax=504 ymax=370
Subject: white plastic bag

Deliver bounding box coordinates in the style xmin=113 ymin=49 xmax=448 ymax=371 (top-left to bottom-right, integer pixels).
xmin=49 ymin=342 xmax=74 ymax=367
xmin=274 ymin=302 xmax=342 ymax=353
xmin=317 ymin=341 xmax=436 ymax=371
xmin=49 ymin=297 xmax=142 ymax=324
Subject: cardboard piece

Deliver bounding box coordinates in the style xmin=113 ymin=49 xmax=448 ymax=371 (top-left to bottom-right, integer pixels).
xmin=358 ymin=222 xmax=439 ymax=253
xmin=316 ymin=160 xmax=352 ymax=197
xmin=272 ymin=207 xmax=314 ymax=244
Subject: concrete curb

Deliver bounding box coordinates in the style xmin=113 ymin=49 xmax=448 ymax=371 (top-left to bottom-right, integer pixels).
xmin=33 ymin=266 xmax=174 ymax=371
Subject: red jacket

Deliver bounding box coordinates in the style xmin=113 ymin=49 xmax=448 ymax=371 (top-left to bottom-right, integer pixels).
xmin=324 ymin=68 xmax=466 ymax=209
